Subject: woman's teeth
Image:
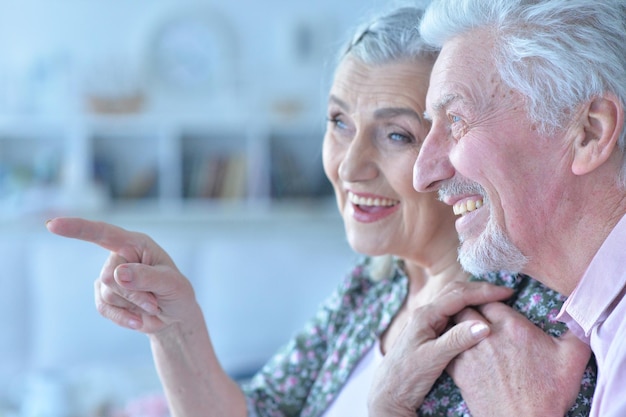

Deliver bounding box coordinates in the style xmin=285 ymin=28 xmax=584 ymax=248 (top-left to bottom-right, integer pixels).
xmin=453 ymin=198 xmax=483 ymax=215
xmin=348 ymin=191 xmax=398 ymax=207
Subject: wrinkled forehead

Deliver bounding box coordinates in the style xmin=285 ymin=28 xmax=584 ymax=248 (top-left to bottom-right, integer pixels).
xmin=426 ymin=31 xmax=501 ymax=115
xmin=331 ymin=55 xmax=434 ymax=110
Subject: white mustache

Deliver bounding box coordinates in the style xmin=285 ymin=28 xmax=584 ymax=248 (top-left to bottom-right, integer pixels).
xmin=438 ymin=179 xmax=487 ymax=202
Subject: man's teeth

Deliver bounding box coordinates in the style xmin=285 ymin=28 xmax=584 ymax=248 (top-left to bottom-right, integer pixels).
xmin=453 ymin=199 xmax=483 ymax=215
xmin=348 ymin=192 xmax=398 ymax=207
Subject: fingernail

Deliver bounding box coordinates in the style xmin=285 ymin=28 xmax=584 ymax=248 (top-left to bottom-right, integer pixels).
xmin=141 ymin=302 xmax=158 ymax=315
xmin=470 ymin=322 xmax=489 ymax=339
xmin=128 ymin=319 xmax=141 ymax=329
xmin=115 ymin=266 xmax=132 ymax=282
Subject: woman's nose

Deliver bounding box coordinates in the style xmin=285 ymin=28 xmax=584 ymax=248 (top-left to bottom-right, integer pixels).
xmin=338 ymin=132 xmax=378 ymax=182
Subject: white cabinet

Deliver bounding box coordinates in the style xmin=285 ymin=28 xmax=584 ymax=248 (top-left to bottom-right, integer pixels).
xmin=0 ymin=111 xmax=332 ymax=217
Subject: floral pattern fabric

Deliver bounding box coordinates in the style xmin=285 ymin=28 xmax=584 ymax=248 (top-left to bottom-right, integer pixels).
xmin=242 ymin=257 xmax=596 ymax=417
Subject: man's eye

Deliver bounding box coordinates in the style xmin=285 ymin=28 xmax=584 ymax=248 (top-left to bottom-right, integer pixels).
xmin=449 ymin=114 xmax=468 ymax=141
xmin=449 ymin=114 xmax=462 ymax=124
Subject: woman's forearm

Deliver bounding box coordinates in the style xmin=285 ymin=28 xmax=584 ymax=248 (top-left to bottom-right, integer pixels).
xmin=149 ymin=304 xmax=248 ymax=417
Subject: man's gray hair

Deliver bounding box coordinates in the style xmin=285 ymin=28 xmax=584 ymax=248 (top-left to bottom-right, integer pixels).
xmin=420 ymin=0 xmax=626 ymax=186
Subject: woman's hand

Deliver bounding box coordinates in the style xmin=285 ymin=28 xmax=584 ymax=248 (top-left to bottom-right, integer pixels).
xmin=47 ymin=217 xmax=249 ymax=417
xmin=46 ymin=217 xmax=197 ymax=334
xmin=367 ymin=281 xmax=514 ymax=416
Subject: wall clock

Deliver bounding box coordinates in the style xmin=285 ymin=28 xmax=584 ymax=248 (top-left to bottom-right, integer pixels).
xmin=145 ymin=7 xmax=237 ymax=94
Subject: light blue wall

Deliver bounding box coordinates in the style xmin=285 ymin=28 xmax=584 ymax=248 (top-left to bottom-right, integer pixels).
xmin=0 ymin=0 xmax=397 ymax=117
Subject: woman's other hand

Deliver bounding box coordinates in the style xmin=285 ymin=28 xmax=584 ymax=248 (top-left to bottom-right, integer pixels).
xmin=367 ymin=281 xmax=514 ymax=416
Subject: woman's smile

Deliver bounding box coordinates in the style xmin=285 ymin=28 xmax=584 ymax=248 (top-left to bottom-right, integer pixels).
xmin=347 ymin=191 xmax=400 ymax=223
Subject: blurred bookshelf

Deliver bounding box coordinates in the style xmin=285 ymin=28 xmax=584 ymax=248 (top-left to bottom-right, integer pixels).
xmin=0 ymin=111 xmax=335 ymax=221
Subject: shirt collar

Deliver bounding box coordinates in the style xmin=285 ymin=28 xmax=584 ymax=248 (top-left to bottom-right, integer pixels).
xmin=557 ymin=214 xmax=626 ymax=338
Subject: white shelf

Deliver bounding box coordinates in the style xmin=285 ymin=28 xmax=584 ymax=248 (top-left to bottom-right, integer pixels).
xmin=0 ymin=110 xmax=330 ymax=219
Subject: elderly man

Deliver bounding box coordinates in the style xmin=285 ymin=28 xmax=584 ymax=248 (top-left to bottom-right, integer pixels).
xmin=402 ymin=0 xmax=625 ymax=416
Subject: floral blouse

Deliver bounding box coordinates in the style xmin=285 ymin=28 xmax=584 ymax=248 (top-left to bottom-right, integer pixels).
xmin=242 ymin=257 xmax=596 ymax=417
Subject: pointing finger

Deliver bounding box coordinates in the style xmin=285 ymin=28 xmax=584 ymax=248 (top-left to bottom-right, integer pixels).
xmin=46 ymin=217 xmax=172 ymax=267
xmin=46 ymin=217 xmax=143 ymax=254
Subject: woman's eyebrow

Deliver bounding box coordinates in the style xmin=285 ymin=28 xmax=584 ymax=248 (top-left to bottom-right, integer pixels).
xmin=327 ymin=94 xmax=350 ymax=111
xmin=374 ymin=107 xmax=423 ymax=123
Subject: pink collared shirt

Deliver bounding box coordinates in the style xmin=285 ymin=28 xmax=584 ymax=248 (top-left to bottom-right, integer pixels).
xmin=557 ymin=214 xmax=626 ymax=417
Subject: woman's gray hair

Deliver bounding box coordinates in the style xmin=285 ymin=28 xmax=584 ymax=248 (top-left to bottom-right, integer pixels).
xmin=334 ymin=2 xmax=439 ymax=69
xmin=420 ymin=0 xmax=626 ymax=186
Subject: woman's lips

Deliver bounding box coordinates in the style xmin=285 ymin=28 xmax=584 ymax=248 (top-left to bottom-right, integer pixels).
xmin=348 ymin=191 xmax=400 ymax=223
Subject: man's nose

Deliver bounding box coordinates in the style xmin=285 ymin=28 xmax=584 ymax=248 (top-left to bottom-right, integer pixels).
xmin=413 ymin=128 xmax=455 ymax=192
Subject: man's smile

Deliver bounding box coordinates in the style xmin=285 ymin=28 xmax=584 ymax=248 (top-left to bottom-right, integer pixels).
xmin=453 ymin=198 xmax=484 ymax=216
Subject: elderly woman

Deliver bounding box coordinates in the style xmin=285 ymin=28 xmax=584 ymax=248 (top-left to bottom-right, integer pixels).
xmin=46 ymin=4 xmax=595 ymax=417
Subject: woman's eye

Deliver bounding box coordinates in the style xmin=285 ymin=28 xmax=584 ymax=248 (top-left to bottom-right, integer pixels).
xmin=389 ymin=132 xmax=413 ymax=144
xmin=327 ymin=116 xmax=347 ymax=130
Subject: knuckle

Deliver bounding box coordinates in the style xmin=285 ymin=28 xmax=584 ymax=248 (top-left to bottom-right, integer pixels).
xmin=100 ymin=271 xmax=116 ymax=286
xmin=95 ymin=300 xmax=132 ymax=328
xmin=135 ymin=232 xmax=158 ymax=252
xmin=448 ymin=327 xmax=470 ymax=348
xmin=437 ymin=328 xmax=474 ymax=359
xmin=100 ymin=284 xmax=120 ymax=305
xmin=445 ymin=281 xmax=468 ymax=296
xmin=125 ymin=291 xmax=146 ymax=308
xmin=95 ymin=299 xmax=109 ymax=317
xmin=507 ymin=318 xmax=530 ymax=341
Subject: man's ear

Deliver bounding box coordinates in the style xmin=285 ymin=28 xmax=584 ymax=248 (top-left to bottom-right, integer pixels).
xmin=572 ymin=93 xmax=624 ymax=175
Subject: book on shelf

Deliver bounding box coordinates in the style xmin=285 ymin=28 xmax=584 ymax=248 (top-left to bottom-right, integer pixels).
xmin=270 ymin=145 xmax=309 ymax=199
xmin=186 ymin=153 xmax=247 ymax=200
xmin=219 ymin=153 xmax=247 ymax=199
xmin=120 ymin=166 xmax=158 ymax=199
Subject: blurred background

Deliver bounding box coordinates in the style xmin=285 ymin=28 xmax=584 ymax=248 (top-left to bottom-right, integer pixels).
xmin=0 ymin=0 xmax=393 ymax=415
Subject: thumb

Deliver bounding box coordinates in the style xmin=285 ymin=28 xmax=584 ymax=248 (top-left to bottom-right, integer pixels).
xmin=434 ymin=320 xmax=490 ymax=363
xmin=115 ymin=263 xmax=178 ymax=295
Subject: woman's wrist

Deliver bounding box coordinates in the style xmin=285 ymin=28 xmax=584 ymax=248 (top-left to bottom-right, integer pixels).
xmin=149 ymin=301 xmax=207 ymax=347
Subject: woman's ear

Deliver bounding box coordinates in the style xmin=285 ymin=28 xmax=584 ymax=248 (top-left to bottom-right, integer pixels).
xmin=572 ymin=93 xmax=624 ymax=176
